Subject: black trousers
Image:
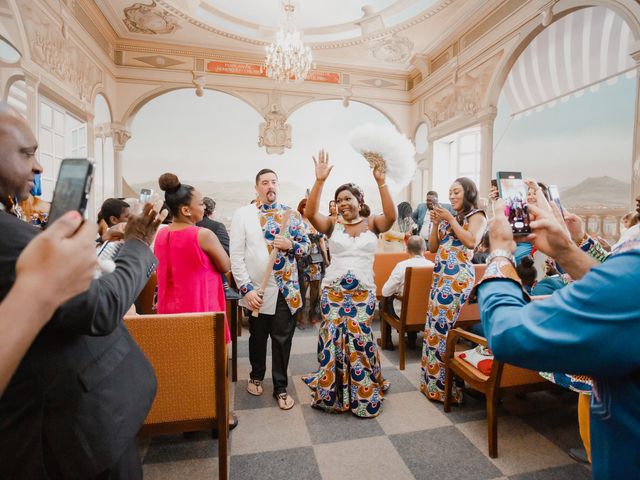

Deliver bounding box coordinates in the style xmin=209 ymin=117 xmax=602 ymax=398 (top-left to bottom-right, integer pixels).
xmin=249 ymin=292 xmax=296 ymax=394
xmin=380 ymin=299 xmax=417 ymax=347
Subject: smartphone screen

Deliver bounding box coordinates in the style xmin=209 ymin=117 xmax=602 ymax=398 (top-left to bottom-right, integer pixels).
xmin=497 ymin=171 xmax=531 ymax=235
xmin=47 ymin=159 xmax=93 ymax=226
xmin=548 ymin=185 xmax=564 ymax=218
xmin=139 ymin=188 xmax=153 ymax=204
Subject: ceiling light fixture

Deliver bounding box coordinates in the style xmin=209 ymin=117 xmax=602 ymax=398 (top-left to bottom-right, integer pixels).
xmin=264 ymin=0 xmax=312 ymax=83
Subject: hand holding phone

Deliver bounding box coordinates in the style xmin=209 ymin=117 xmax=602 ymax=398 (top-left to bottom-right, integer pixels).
xmin=496 ymin=171 xmax=531 ymax=236
xmin=548 ymin=185 xmax=564 ymax=219
xmin=47 ymin=159 xmax=94 ymax=227
xmin=139 ymin=188 xmax=153 ymax=204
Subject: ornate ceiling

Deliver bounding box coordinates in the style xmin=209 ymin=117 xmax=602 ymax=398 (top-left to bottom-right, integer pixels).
xmin=93 ymin=0 xmax=486 ymax=71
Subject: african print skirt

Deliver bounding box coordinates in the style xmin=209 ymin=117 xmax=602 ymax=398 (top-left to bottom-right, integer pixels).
xmin=302 ymin=273 xmax=388 ymax=418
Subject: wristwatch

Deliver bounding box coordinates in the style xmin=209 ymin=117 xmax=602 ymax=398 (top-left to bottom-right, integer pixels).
xmin=486 ymin=249 xmax=516 ymax=266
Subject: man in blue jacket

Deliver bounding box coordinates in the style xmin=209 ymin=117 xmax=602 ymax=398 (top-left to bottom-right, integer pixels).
xmin=476 ymin=203 xmax=639 ymax=479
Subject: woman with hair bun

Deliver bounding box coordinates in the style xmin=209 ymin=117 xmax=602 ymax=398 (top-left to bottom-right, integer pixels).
xmin=302 ymin=149 xmax=396 ymax=418
xmin=421 ymin=177 xmax=486 ymax=404
xmin=154 ymin=173 xmax=231 ymax=343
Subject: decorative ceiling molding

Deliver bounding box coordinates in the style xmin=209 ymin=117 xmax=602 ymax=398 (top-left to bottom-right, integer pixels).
xmin=155 ymin=0 xmax=457 ymax=50
xmin=368 ymin=34 xmax=414 ymax=63
xmin=17 ymin=0 xmax=102 ymax=102
xmin=123 ymin=1 xmax=180 ymax=34
xmin=133 ymin=54 xmax=184 ymax=68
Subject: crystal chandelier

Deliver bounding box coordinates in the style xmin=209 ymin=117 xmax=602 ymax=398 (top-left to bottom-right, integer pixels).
xmin=264 ymin=0 xmax=312 ymax=83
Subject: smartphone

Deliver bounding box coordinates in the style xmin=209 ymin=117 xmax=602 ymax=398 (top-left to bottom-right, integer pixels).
xmin=47 ymin=158 xmax=94 ymax=226
xmin=548 ymin=185 xmax=564 ymax=218
xmin=496 ymin=171 xmax=531 ymax=235
xmin=139 ymin=188 xmax=153 ymax=204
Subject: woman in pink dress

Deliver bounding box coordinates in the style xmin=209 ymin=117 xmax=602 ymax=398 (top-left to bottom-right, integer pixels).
xmin=154 ymin=172 xmax=235 ymax=431
xmin=154 ymin=172 xmax=231 ymax=342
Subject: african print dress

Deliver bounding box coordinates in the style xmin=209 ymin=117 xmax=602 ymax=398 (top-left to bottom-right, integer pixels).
xmin=420 ymin=209 xmax=484 ymax=403
xmin=303 ymin=223 xmax=388 ymax=417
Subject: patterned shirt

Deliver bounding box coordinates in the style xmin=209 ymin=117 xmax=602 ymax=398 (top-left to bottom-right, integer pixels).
xmin=237 ymin=201 xmax=309 ymax=314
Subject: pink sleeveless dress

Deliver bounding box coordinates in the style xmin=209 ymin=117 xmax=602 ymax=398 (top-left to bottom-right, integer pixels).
xmin=154 ymin=226 xmax=230 ymax=343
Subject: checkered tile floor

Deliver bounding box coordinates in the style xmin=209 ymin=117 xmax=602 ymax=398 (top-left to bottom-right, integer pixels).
xmin=140 ymin=318 xmax=592 ymax=480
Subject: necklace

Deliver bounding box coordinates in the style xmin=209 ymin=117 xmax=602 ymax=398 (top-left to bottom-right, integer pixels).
xmin=342 ymin=216 xmax=363 ymax=225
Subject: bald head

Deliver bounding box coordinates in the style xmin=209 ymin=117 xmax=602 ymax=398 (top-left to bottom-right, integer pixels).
xmin=0 ymin=101 xmax=40 ymax=203
xmin=406 ymin=235 xmax=425 ymax=255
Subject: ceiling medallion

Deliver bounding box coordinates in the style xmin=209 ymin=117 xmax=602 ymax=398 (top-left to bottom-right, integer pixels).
xmin=368 ymin=34 xmax=414 ymax=63
xmin=123 ymin=1 xmax=180 ymax=35
xmin=263 ymin=0 xmax=313 ymax=83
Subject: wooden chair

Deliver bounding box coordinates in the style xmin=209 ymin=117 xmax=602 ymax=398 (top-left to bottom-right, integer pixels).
xmin=443 ymin=328 xmax=551 ymax=458
xmin=125 ymin=312 xmax=230 ymax=478
xmin=379 ymin=266 xmax=434 ymax=370
xmin=373 ymin=252 xmax=410 ymax=298
xmin=135 ymin=272 xmax=157 ymax=315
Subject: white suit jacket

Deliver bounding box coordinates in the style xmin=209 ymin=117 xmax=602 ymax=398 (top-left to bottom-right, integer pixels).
xmin=230 ymin=203 xmax=280 ymax=314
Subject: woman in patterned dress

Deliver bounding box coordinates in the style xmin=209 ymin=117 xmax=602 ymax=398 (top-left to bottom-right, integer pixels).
xmin=302 ymin=149 xmax=396 ymax=417
xmin=420 ymin=177 xmax=486 ymax=403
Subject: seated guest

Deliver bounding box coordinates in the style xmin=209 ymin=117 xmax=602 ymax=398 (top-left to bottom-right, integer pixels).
xmin=515 ymin=255 xmax=537 ymax=294
xmin=472 ymin=230 xmax=490 ymax=264
xmin=100 ymin=198 xmax=130 ymax=228
xmin=197 ymin=196 xmax=229 ymax=255
xmin=98 ymin=198 xmax=131 ymax=260
xmin=477 ymin=201 xmax=640 ymax=478
xmin=380 ymin=235 xmax=433 ymax=349
xmin=531 ymin=258 xmax=568 ymax=295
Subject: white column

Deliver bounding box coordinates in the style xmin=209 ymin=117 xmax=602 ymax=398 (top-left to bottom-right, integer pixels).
xmin=110 ymin=124 xmax=131 ymax=198
xmin=478 ymin=106 xmax=497 ymax=200
xmin=22 ymin=71 xmax=40 ymax=135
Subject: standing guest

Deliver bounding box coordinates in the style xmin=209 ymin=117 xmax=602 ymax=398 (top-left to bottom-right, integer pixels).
xmin=296 ymin=198 xmax=328 ymax=328
xmin=328 ymin=199 xmax=338 ymax=220
xmin=421 ymin=177 xmax=486 ymax=403
xmin=303 ymin=149 xmax=396 ymax=418
xmin=154 ymin=173 xmax=229 ymax=326
xmin=0 ymin=211 xmax=97 ymax=395
xmin=230 ymin=169 xmax=309 ymax=410
xmin=380 ymin=202 xmax=416 ymax=252
xmin=197 ymin=196 xmax=230 ymax=255
xmin=611 ymin=201 xmax=640 ymax=250
xmin=98 ymin=198 xmax=131 ymax=261
xmin=0 ymin=100 xmax=164 ymax=480
xmin=380 ymin=235 xmax=433 ymax=349
xmin=413 ymin=191 xmax=452 ymax=238
xmin=476 ymin=202 xmax=640 ymax=478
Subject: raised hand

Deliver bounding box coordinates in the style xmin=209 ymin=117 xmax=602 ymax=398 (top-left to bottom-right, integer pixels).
xmin=372 ymin=163 xmax=386 ymax=184
xmin=124 ymin=199 xmax=168 ymax=246
xmin=313 ymin=149 xmax=333 ymax=181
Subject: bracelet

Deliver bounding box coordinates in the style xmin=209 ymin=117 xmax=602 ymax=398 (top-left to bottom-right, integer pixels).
xmin=378 ymin=183 xmax=387 ymax=189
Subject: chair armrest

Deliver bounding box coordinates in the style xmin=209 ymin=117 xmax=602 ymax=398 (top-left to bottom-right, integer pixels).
xmin=445 ymin=328 xmax=488 ymax=360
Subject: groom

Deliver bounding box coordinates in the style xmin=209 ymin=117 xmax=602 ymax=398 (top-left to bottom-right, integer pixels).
xmin=230 ymin=169 xmax=309 ymax=410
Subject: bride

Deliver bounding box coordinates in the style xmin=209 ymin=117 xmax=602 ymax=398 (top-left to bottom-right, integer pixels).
xmin=302 ymin=149 xmax=396 ymax=418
